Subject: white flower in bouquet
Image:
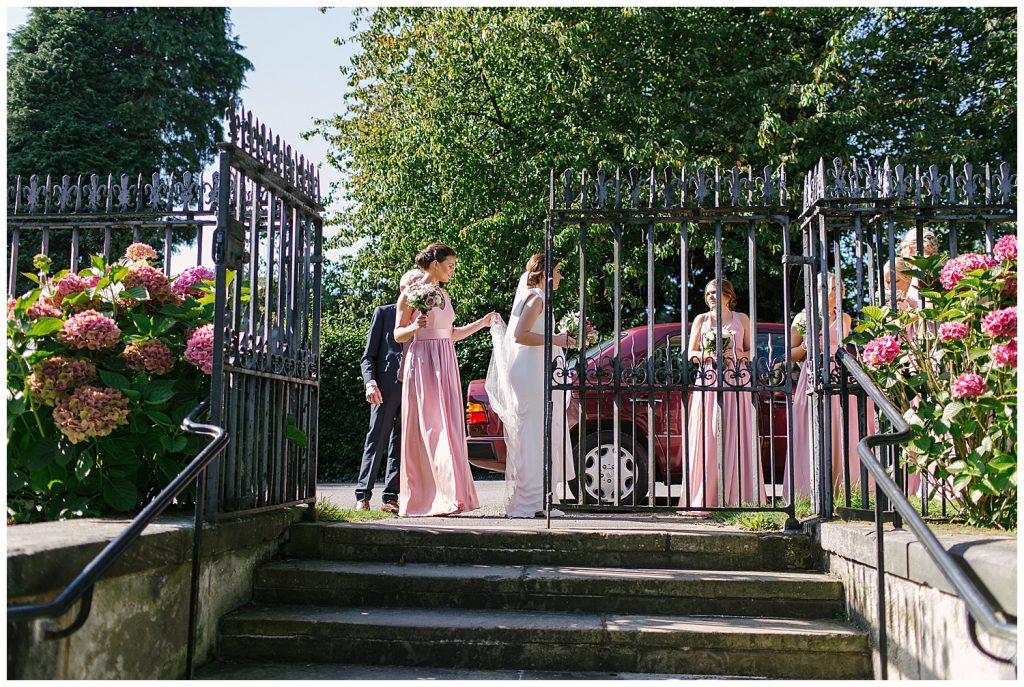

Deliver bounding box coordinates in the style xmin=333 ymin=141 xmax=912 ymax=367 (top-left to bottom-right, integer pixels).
xmin=406 ymin=281 xmax=444 ymax=312
xmin=702 ymin=328 xmax=733 ymax=354
xmin=792 ymin=310 xmax=807 ymax=337
xmin=557 ymin=311 xmax=599 ymax=348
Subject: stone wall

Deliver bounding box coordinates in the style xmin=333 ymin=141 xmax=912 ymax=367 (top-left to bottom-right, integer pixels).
xmin=7 ymin=507 xmax=302 ymax=679
xmin=813 ymin=521 xmax=1017 ymax=680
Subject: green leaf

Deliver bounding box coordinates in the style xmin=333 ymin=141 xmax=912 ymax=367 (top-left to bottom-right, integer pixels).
xmin=98 ymin=369 xmax=131 ymax=391
xmin=102 ymin=477 xmax=138 ymax=512
xmin=54 ymin=438 xmax=78 ymax=467
xmin=860 ymin=305 xmax=886 ymax=322
xmin=91 ymin=254 xmax=106 ymax=270
xmin=144 ymin=410 xmax=172 ymax=426
xmin=132 ymin=313 xmax=153 ymax=335
xmin=26 ymin=317 xmax=65 ymax=337
xmin=22 ymin=436 xmax=58 ymax=471
xmin=20 ymin=272 xmax=40 ymax=284
xmin=75 ymin=452 xmax=94 ymax=481
xmin=145 ymin=380 xmax=176 ymax=403
xmin=286 ymin=421 xmax=308 ymax=448
xmin=110 ymin=265 xmax=129 ymax=282
xmin=123 ymin=286 xmax=148 ymax=300
xmin=941 ymin=401 xmax=965 ymax=425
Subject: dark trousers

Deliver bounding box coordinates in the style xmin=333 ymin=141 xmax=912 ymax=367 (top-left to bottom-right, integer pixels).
xmin=355 ymin=389 xmax=401 ymax=503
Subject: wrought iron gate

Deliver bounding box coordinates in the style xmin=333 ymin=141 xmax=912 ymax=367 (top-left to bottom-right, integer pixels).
xmin=207 ymin=105 xmax=324 ymax=516
xmin=543 ymin=165 xmax=799 ymax=525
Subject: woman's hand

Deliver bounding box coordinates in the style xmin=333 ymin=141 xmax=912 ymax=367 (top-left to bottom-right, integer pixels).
xmin=413 ymin=313 xmax=428 ymax=330
xmin=485 ymin=311 xmax=499 ymax=327
xmin=557 ymin=331 xmax=577 ymax=348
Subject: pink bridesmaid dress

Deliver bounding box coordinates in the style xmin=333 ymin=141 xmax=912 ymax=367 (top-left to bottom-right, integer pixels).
xmin=784 ymin=317 xmax=880 ymax=501
xmin=683 ymin=311 xmax=759 ymax=508
xmin=398 ymin=290 xmax=480 ymax=517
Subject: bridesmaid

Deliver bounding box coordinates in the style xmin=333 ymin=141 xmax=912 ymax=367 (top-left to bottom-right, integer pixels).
xmin=682 ymin=279 xmax=758 ymax=509
xmin=394 ymin=243 xmax=497 ymax=517
xmin=785 ymin=274 xmax=874 ymax=501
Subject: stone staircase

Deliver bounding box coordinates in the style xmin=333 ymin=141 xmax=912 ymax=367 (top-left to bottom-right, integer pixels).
xmin=201 ymin=522 xmax=872 ymax=679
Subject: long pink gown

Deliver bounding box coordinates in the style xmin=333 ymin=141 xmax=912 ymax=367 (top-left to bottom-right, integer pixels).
xmin=398 ymin=290 xmax=480 ymax=517
xmin=683 ymin=311 xmax=759 ymax=508
xmin=784 ymin=318 xmax=881 ymax=501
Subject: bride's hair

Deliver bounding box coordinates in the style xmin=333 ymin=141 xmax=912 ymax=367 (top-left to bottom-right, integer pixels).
xmin=525 ymin=253 xmax=561 ymax=287
xmin=415 ymin=243 xmax=456 ymax=270
xmin=704 ymin=278 xmax=737 ymax=309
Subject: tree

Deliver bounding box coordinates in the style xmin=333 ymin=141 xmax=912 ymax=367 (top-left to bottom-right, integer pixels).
xmin=8 ymin=7 xmax=252 ymax=177
xmin=7 ymin=8 xmax=253 ymax=279
xmin=311 ymin=7 xmax=1016 ymax=337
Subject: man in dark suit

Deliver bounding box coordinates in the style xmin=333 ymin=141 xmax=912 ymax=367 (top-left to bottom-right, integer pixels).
xmin=356 ymin=268 xmax=422 ymax=513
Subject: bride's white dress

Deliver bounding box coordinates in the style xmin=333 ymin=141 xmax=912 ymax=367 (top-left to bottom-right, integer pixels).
xmin=488 ymin=285 xmax=575 ymax=518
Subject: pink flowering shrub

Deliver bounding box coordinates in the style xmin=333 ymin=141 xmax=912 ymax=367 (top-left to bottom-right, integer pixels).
xmin=59 ymin=310 xmax=122 ymax=350
xmin=123 ymin=339 xmax=177 ymax=375
xmin=53 ymin=386 xmax=131 ymax=443
xmin=7 ymin=245 xmax=217 ymax=521
xmin=991 ymin=341 xmax=1017 ymax=368
xmin=172 ymin=266 xmax=216 ymax=299
xmin=862 ymin=335 xmax=900 ymax=367
xmin=938 ymin=252 xmax=998 ymax=290
xmin=950 ymin=373 xmax=987 ymax=399
xmin=937 ymin=321 xmax=969 ymax=342
xmin=122 ymin=264 xmax=182 ymax=308
xmin=980 ymin=307 xmax=1017 ymax=338
xmin=993 ymin=234 xmax=1016 ymax=262
xmin=184 ymin=324 xmax=215 ymax=375
xmin=27 ymin=356 xmax=99 ymax=406
xmin=124 ymin=242 xmax=159 ymax=262
xmin=853 ymin=233 xmax=1017 ymax=529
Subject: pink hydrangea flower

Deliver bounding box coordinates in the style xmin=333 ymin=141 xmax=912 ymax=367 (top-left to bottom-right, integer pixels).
xmin=122 ymin=264 xmax=181 ymax=306
xmin=26 ymin=297 xmax=62 ymax=320
xmin=184 ymin=324 xmax=215 ymax=375
xmin=939 ymin=253 xmax=998 ymax=290
xmin=7 ymin=297 xmax=16 ymax=320
xmin=172 ymin=266 xmax=216 ymax=299
xmin=52 ymin=273 xmax=101 ymax=307
xmin=125 ymin=242 xmax=158 ymax=262
xmin=993 ymin=234 xmax=1017 ymax=262
xmin=59 ymin=310 xmax=121 ymax=350
xmin=27 ymin=356 xmax=98 ymax=406
xmin=981 ymin=307 xmax=1017 ymax=338
xmin=52 ymin=385 xmax=131 ymax=443
xmin=938 ymin=322 xmax=970 ymax=342
xmin=862 ymin=334 xmax=901 ymax=367
xmin=991 ymin=340 xmax=1017 ymax=368
xmin=123 ymin=339 xmax=177 ymax=375
xmin=950 ymin=372 xmax=987 ymax=399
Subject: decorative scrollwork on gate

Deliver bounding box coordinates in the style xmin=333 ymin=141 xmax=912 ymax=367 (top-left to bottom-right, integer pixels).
xmin=7 ymin=171 xmax=215 ymax=216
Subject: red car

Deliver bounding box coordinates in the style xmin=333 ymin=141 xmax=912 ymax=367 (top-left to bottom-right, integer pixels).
xmin=466 ymin=322 xmax=792 ymax=504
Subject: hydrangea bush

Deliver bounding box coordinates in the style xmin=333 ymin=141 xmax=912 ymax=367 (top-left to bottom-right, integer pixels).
xmin=7 ymin=246 xmax=217 ymax=521
xmin=851 ymin=235 xmax=1017 ymax=530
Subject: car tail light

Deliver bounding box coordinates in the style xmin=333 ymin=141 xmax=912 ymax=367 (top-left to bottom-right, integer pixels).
xmin=466 ymin=401 xmax=487 ymax=426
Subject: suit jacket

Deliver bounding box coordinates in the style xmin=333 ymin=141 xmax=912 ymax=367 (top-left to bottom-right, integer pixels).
xmin=361 ymin=305 xmax=403 ymax=394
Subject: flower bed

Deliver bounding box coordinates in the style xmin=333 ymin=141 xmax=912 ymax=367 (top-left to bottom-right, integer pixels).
xmin=7 ymin=247 xmax=216 ymax=521
xmin=851 ymin=235 xmax=1017 ymax=530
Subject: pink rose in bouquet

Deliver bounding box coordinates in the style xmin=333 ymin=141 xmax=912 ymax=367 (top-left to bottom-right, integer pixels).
xmin=406 ymin=281 xmax=444 ymax=312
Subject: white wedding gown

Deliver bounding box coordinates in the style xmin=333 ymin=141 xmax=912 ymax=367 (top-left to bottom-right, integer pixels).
xmin=489 ymin=286 xmax=575 ymax=518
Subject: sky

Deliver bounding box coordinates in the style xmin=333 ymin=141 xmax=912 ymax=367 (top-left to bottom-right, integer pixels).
xmin=5 ymin=6 xmax=361 ymax=271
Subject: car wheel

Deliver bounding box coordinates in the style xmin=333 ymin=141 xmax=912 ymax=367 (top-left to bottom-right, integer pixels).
xmin=568 ymin=430 xmax=649 ymax=505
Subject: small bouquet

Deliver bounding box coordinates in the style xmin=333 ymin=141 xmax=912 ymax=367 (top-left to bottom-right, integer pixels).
xmin=792 ymin=310 xmax=807 ymax=337
xmin=406 ymin=281 xmax=444 ymax=312
xmin=558 ymin=311 xmax=598 ymax=347
xmin=702 ymin=328 xmax=733 ymax=355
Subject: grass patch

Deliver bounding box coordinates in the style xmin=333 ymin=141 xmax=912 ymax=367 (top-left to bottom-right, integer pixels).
xmin=315 ymin=497 xmax=396 ymax=522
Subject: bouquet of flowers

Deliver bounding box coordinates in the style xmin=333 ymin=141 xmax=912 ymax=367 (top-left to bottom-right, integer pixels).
xmin=702 ymin=328 xmax=733 ymax=354
xmin=558 ymin=311 xmax=598 ymax=347
xmin=406 ymin=281 xmax=444 ymax=312
xmin=792 ymin=310 xmax=807 ymax=337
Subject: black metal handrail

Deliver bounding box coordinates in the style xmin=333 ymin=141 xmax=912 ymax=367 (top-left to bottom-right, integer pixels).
xmin=7 ymin=400 xmax=227 ymax=677
xmin=836 ymin=350 xmax=1017 ymax=676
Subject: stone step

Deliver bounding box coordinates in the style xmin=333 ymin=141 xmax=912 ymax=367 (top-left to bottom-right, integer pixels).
xmin=217 ymin=604 xmax=871 ymax=679
xmin=254 ymin=559 xmax=845 ymax=619
xmin=286 ymin=522 xmax=814 ymax=571
xmin=196 ymin=659 xmax=760 ymax=680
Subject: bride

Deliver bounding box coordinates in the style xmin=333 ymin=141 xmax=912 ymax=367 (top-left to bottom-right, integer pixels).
xmin=487 ymin=253 xmax=577 ymax=518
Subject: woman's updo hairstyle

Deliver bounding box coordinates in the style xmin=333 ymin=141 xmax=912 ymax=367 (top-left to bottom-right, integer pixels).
xmin=415 ymin=243 xmax=457 ymax=270
xmin=525 ymin=253 xmax=561 ymax=288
